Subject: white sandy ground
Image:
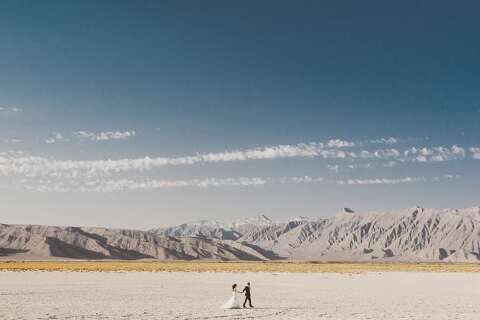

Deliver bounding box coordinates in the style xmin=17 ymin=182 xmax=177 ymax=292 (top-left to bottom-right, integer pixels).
xmin=0 ymin=271 xmax=479 ymax=320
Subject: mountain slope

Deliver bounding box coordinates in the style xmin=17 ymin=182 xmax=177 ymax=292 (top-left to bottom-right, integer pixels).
xmin=1 ymin=207 xmax=479 ymax=262
xmin=245 ymin=207 xmax=480 ymax=262
xmin=149 ymin=214 xmax=276 ymax=240
xmin=0 ymin=224 xmax=269 ymax=261
xmin=149 ymin=207 xmax=480 ymax=262
xmin=150 ymin=220 xmax=241 ymax=240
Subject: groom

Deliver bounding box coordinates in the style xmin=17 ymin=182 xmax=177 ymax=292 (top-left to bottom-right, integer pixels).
xmin=241 ymin=282 xmax=253 ymax=308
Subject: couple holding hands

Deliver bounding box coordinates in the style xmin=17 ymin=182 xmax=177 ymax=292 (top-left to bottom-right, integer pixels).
xmin=221 ymin=282 xmax=253 ymax=309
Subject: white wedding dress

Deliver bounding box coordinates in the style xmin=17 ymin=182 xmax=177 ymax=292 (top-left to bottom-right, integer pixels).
xmin=221 ymin=289 xmax=242 ymax=309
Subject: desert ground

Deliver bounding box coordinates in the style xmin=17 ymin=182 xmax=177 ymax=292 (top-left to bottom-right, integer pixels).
xmin=0 ymin=263 xmax=479 ymax=320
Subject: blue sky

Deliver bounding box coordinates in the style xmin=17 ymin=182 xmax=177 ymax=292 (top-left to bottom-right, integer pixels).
xmin=1 ymin=1 xmax=479 ymax=229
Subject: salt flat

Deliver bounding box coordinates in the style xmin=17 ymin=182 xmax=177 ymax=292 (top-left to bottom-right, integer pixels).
xmin=0 ymin=271 xmax=479 ymax=320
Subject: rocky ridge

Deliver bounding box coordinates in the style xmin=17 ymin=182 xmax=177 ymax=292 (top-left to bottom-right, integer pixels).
xmin=1 ymin=207 xmax=480 ymax=262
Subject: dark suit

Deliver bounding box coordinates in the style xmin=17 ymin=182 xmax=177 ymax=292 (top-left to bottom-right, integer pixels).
xmin=241 ymin=285 xmax=253 ymax=307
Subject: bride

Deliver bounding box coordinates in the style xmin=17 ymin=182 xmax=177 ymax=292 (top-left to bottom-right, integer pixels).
xmin=221 ymin=283 xmax=242 ymax=309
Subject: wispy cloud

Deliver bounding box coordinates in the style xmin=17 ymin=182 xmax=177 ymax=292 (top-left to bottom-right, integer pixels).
xmin=339 ymin=176 xmax=426 ymax=185
xmin=337 ymin=175 xmax=459 ymax=185
xmin=278 ymin=176 xmax=325 ymax=184
xmin=329 ymin=163 xmax=376 ymax=172
xmin=469 ymin=147 xmax=480 ymax=159
xmin=0 ymin=133 xmax=470 ymax=193
xmin=326 ymin=139 xmax=355 ymax=148
xmin=43 ymin=130 xmax=136 ymax=145
xmin=0 ymin=106 xmax=23 ymax=113
xmin=368 ymin=137 xmax=398 ymax=144
xmin=2 ymin=138 xmax=22 ymax=144
xmin=356 ymin=145 xmax=466 ymax=162
xmin=45 ymin=132 xmax=68 ymax=144
xmin=94 ymin=177 xmax=267 ymax=191
xmin=403 ymin=145 xmax=466 ymax=162
xmin=327 ymin=164 xmax=340 ymax=173
xmin=0 ymin=143 xmax=473 ymax=180
xmin=20 ymin=177 xmax=268 ymax=192
xmin=15 ymin=174 xmax=459 ymax=192
xmin=74 ymin=130 xmax=136 ymax=141
xmin=0 ymin=142 xmax=360 ymax=179
xmin=383 ymin=161 xmax=398 ymax=168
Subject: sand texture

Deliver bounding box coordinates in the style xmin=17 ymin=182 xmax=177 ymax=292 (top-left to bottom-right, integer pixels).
xmin=0 ymin=271 xmax=479 ymax=319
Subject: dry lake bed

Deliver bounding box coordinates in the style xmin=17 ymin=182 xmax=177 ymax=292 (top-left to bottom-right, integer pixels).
xmin=1 ymin=267 xmax=479 ymax=319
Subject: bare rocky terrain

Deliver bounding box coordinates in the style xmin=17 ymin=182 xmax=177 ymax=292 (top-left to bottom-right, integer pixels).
xmin=1 ymin=206 xmax=480 ymax=262
xmin=0 ymin=224 xmax=270 ymax=261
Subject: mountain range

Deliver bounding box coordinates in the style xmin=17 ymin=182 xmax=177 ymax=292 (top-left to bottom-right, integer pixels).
xmin=1 ymin=206 xmax=480 ymax=262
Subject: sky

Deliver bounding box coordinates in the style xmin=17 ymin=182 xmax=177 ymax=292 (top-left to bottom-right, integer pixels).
xmin=1 ymin=1 xmax=480 ymax=229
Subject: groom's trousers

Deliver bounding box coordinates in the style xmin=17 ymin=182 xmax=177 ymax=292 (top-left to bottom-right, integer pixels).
xmin=243 ymin=295 xmax=253 ymax=307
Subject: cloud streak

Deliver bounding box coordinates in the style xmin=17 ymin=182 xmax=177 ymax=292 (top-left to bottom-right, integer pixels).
xmin=45 ymin=132 xmax=68 ymax=144
xmin=368 ymin=137 xmax=398 ymax=144
xmin=469 ymin=147 xmax=480 ymax=159
xmin=15 ymin=174 xmax=459 ymax=192
xmin=326 ymin=139 xmax=355 ymax=148
xmin=0 ymin=106 xmax=23 ymax=113
xmin=0 ymin=142 xmax=354 ymax=179
xmin=0 ymin=143 xmax=474 ymax=180
xmin=2 ymin=138 xmax=22 ymax=144
xmin=74 ymin=130 xmax=136 ymax=141
xmin=337 ymin=175 xmax=459 ymax=185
